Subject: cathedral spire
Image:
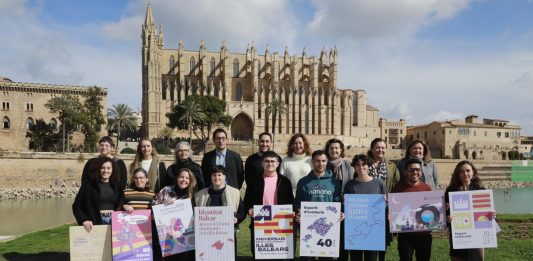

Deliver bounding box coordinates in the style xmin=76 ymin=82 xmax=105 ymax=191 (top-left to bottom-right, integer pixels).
xmin=144 ymin=4 xmax=154 ymax=27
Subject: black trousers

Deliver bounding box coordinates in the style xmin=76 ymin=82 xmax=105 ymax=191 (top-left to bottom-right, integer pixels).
xmin=397 ymin=233 xmax=432 ymax=261
xmin=350 ymin=250 xmax=378 ymax=261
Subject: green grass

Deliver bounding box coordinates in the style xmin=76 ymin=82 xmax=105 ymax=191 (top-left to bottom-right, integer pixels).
xmin=1 ymin=215 xmax=533 ymax=261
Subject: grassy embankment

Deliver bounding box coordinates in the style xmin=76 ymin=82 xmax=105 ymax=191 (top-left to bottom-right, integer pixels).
xmin=0 ymin=214 xmax=532 ymax=261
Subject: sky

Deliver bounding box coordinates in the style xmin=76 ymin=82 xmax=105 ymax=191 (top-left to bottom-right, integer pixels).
xmin=1 ymin=0 xmax=532 ymax=135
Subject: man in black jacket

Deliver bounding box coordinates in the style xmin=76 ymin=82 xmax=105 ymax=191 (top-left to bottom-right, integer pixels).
xmin=244 ymin=132 xmax=282 ymax=188
xmin=166 ymin=141 xmax=204 ymax=189
xmin=201 ymin=128 xmax=244 ymax=189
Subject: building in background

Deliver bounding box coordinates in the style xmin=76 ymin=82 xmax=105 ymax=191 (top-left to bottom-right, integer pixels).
xmin=379 ymin=118 xmax=407 ymax=149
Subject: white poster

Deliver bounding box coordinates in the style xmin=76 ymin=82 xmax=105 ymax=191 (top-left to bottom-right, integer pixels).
xmin=152 ymin=199 xmax=195 ymax=257
xmin=194 ymin=206 xmax=235 ymax=261
xmin=450 ymin=190 xmax=498 ymax=249
xmin=69 ymin=225 xmax=112 ymax=261
xmin=299 ymin=202 xmax=341 ymax=257
xmin=253 ymin=204 xmax=294 ymax=259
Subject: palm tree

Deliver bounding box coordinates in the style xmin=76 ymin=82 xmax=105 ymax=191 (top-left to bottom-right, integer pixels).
xmin=178 ymin=99 xmax=206 ymax=145
xmin=107 ymin=104 xmax=137 ymax=150
xmin=265 ymin=98 xmax=287 ymax=148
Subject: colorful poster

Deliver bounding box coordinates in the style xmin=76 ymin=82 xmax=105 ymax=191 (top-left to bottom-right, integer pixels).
xmin=194 ymin=206 xmax=235 ymax=261
xmin=111 ymin=210 xmax=153 ymax=261
xmin=299 ymin=202 xmax=341 ymax=257
xmin=389 ymin=191 xmax=446 ymax=233
xmin=70 ymin=225 xmax=112 ymax=261
xmin=344 ymin=194 xmax=386 ymax=251
xmin=152 ymin=199 xmax=194 ymax=257
xmin=253 ymin=204 xmax=294 ymax=259
xmin=450 ymin=190 xmax=498 ymax=249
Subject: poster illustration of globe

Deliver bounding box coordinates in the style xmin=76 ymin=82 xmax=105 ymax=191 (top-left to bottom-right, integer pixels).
xmin=389 ymin=191 xmax=446 ymax=233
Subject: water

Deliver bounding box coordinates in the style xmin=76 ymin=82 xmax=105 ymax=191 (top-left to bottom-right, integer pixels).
xmin=493 ymin=187 xmax=533 ymax=214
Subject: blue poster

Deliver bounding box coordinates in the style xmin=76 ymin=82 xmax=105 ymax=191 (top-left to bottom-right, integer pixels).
xmin=344 ymin=194 xmax=385 ymax=251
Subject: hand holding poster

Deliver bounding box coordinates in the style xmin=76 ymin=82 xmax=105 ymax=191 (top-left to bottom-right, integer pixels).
xmin=449 ymin=190 xmax=497 ymax=249
xmin=389 ymin=191 xmax=446 ymax=233
xmin=253 ymin=204 xmax=294 ymax=259
xmin=111 ymin=210 xmax=152 ymax=261
xmin=70 ymin=225 xmax=112 ymax=261
xmin=152 ymin=199 xmax=194 ymax=257
xmin=194 ymin=206 xmax=235 ymax=261
xmin=344 ymin=194 xmax=386 ymax=251
xmin=299 ymin=202 xmax=341 ymax=257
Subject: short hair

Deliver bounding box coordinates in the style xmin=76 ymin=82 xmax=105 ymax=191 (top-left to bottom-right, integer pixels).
xmin=351 ymin=154 xmax=372 ymax=168
xmin=311 ymin=150 xmax=327 ymax=160
xmin=99 ymin=136 xmax=114 ymax=147
xmin=212 ymin=128 xmax=227 ymax=139
xmin=258 ymin=132 xmax=273 ymax=141
xmin=367 ymin=138 xmax=386 ymax=158
xmin=325 ymin=138 xmax=345 ymax=159
xmin=174 ymin=141 xmax=192 ymax=161
xmin=404 ymin=158 xmax=423 ymax=170
xmin=129 ymin=168 xmax=151 ymax=191
xmin=211 ymin=165 xmax=227 ymax=176
xmin=286 ymin=133 xmax=312 ymax=157
xmin=262 ymin=150 xmax=280 ymax=160
xmin=405 ymin=139 xmax=432 ymax=163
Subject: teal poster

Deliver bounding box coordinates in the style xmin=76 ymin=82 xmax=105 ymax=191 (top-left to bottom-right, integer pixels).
xmin=344 ymin=194 xmax=385 ymax=251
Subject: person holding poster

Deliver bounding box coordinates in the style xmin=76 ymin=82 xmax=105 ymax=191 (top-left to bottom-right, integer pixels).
xmin=153 ymin=168 xmax=197 ymax=261
xmin=129 ymin=138 xmax=167 ymax=193
xmin=396 ymin=140 xmax=439 ymax=190
xmin=391 ymin=158 xmax=433 ymax=261
xmin=244 ymin=150 xmax=295 ymax=259
xmin=121 ymin=168 xmax=155 ymax=212
xmin=73 ymin=157 xmax=125 ymax=232
xmin=344 ymin=154 xmax=387 ymax=261
xmin=445 ymin=161 xmax=495 ymax=261
xmin=295 ymin=150 xmax=343 ymax=261
xmin=195 ymin=166 xmax=245 ymax=254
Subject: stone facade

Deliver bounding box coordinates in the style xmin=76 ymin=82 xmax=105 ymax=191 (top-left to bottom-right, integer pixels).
xmin=0 ymin=77 xmax=108 ymax=151
xmin=379 ymin=118 xmax=407 ymax=149
xmin=141 ymin=5 xmax=381 ymax=148
xmin=406 ymin=115 xmax=521 ymax=160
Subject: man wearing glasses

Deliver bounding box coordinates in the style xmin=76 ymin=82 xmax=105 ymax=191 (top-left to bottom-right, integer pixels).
xmin=391 ymin=158 xmax=433 ymax=261
xmin=201 ymin=128 xmax=244 ymax=189
xmin=244 ymin=132 xmax=282 ymax=188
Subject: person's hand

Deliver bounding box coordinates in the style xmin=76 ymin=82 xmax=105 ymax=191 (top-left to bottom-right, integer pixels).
xmin=295 ymin=209 xmax=301 ymax=223
xmin=487 ymin=211 xmax=496 ymax=220
xmin=163 ymin=198 xmax=174 ymax=205
xmin=339 ymin=212 xmax=345 ymax=222
xmin=384 ymin=194 xmax=388 ymax=202
xmin=82 ymin=221 xmax=93 ymax=233
xmin=445 ymin=203 xmax=450 ymax=210
xmin=124 ymin=205 xmax=134 ymax=213
xmin=234 ymin=217 xmax=238 ymax=224
xmin=447 ymin=215 xmax=455 ymax=222
xmin=248 ymin=208 xmax=254 ymax=218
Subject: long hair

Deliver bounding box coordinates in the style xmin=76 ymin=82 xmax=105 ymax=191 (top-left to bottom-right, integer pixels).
xmin=367 ymin=138 xmax=386 ymax=159
xmin=324 ymin=138 xmax=345 ymax=159
xmin=175 ymin=168 xmax=197 ymax=199
xmin=130 ymin=138 xmax=159 ymax=171
xmin=286 ymin=133 xmax=312 ymax=157
xmin=129 ymin=168 xmax=151 ymax=191
xmin=91 ymin=157 xmax=120 ymax=184
xmin=448 ymin=161 xmax=484 ymax=190
xmin=405 ymin=139 xmax=432 ymax=163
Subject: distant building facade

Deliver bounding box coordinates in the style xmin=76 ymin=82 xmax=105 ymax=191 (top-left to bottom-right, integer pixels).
xmin=0 ymin=77 xmax=108 ymax=151
xmin=379 ymin=118 xmax=406 ymax=149
xmin=141 ymin=5 xmax=382 ymax=149
xmin=406 ymin=115 xmax=521 ymax=160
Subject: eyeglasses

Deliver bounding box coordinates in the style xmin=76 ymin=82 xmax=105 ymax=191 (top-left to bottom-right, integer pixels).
xmin=407 ymin=168 xmax=422 ymax=173
xmin=214 ymin=137 xmax=227 ymax=141
xmin=177 ymin=149 xmax=189 ymax=152
xmin=263 ymin=160 xmax=278 ymax=164
xmin=133 ymin=176 xmax=147 ymax=180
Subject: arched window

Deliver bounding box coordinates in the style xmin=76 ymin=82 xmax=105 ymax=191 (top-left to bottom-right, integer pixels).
xmin=189 ymin=57 xmax=196 ymax=75
xmin=257 ymin=60 xmax=261 ymax=76
xmin=2 ymin=116 xmax=9 ymax=129
xmin=233 ymin=58 xmax=239 ymax=77
xmin=192 ymin=84 xmax=198 ymax=95
xmin=26 ymin=117 xmax=34 ymax=129
xmin=169 ymin=55 xmax=175 ymax=75
xmin=210 ymin=58 xmax=216 ymax=76
xmin=236 ymin=83 xmax=243 ymax=101
xmin=50 ymin=118 xmax=57 ymax=129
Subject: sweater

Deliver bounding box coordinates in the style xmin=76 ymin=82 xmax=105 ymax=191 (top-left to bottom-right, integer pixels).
xmin=294 ymin=170 xmax=342 ymax=210
xmin=166 ymin=158 xmax=204 ymax=189
xmin=280 ymin=154 xmax=313 ymax=193
xmin=72 ymin=180 xmax=124 ymax=225
xmin=397 ymin=158 xmax=440 ymax=190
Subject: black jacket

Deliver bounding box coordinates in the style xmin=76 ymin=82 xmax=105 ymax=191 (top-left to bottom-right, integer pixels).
xmin=81 ymin=157 xmax=128 ymax=189
xmin=72 ymin=179 xmax=124 ymax=225
xmin=201 ymin=149 xmax=244 ymax=189
xmin=244 ymin=152 xmax=282 ymax=188
xmin=166 ymin=158 xmax=204 ymax=189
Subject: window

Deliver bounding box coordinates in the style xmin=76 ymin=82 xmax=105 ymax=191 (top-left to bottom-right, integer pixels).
xmin=257 ymin=60 xmax=261 ymax=76
xmin=2 ymin=116 xmax=9 ymax=129
xmin=210 ymin=58 xmax=216 ymax=76
xmin=385 ymin=129 xmax=387 ymax=134
xmin=497 ymin=132 xmax=501 ymax=138
xmin=169 ymin=55 xmax=175 ymax=74
xmin=505 ymin=132 xmax=509 ymax=138
xmin=50 ymin=118 xmax=57 ymax=129
xmin=26 ymin=117 xmax=34 ymax=129
xmin=1 ymin=102 xmax=9 ymax=110
xmin=189 ymin=57 xmax=195 ymax=75
xmin=233 ymin=58 xmax=239 ymax=77
xmin=236 ymin=83 xmax=243 ymax=101
xmin=26 ymin=103 xmax=34 ymax=111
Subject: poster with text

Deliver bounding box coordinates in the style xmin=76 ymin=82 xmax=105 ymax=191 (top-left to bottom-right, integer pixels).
xmin=152 ymin=199 xmax=194 ymax=257
xmin=111 ymin=210 xmax=152 ymax=261
xmin=450 ymin=190 xmax=498 ymax=249
xmin=253 ymin=204 xmax=294 ymax=259
xmin=299 ymin=202 xmax=341 ymax=257
xmin=344 ymin=194 xmax=386 ymax=251
xmin=194 ymin=206 xmax=235 ymax=261
xmin=389 ymin=191 xmax=446 ymax=233
xmin=70 ymin=225 xmax=112 ymax=261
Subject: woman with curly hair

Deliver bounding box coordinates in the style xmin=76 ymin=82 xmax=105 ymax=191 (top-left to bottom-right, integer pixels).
xmin=279 ymin=133 xmax=313 ymax=194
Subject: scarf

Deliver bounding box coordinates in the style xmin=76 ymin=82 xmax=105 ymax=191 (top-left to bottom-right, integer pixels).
xmin=330 ymin=159 xmax=344 ymax=180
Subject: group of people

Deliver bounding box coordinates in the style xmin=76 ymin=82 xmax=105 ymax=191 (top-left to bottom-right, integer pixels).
xmin=72 ymin=132 xmax=494 ymax=261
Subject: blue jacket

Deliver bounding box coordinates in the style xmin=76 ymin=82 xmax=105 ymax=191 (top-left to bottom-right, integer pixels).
xmin=294 ymin=170 xmax=342 ymax=210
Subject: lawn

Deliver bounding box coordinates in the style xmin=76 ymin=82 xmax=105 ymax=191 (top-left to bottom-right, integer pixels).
xmin=1 ymin=214 xmax=532 ymax=260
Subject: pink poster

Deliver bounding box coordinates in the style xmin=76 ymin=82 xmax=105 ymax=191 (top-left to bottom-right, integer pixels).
xmin=111 ymin=210 xmax=153 ymax=261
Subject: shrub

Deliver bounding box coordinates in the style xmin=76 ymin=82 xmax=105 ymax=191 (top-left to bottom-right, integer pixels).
xmin=120 ymin=147 xmax=136 ymax=154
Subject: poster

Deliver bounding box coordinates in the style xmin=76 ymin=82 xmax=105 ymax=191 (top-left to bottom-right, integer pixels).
xmin=450 ymin=190 xmax=498 ymax=249
xmin=344 ymin=194 xmax=386 ymax=251
xmin=111 ymin=210 xmax=153 ymax=260
xmin=299 ymin=202 xmax=341 ymax=257
xmin=194 ymin=206 xmax=235 ymax=261
xmin=253 ymin=204 xmax=294 ymax=259
xmin=70 ymin=225 xmax=112 ymax=261
xmin=152 ymin=199 xmax=194 ymax=257
xmin=389 ymin=191 xmax=446 ymax=233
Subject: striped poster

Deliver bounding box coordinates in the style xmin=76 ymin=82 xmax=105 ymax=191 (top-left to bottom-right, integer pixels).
xmin=253 ymin=205 xmax=294 ymax=259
